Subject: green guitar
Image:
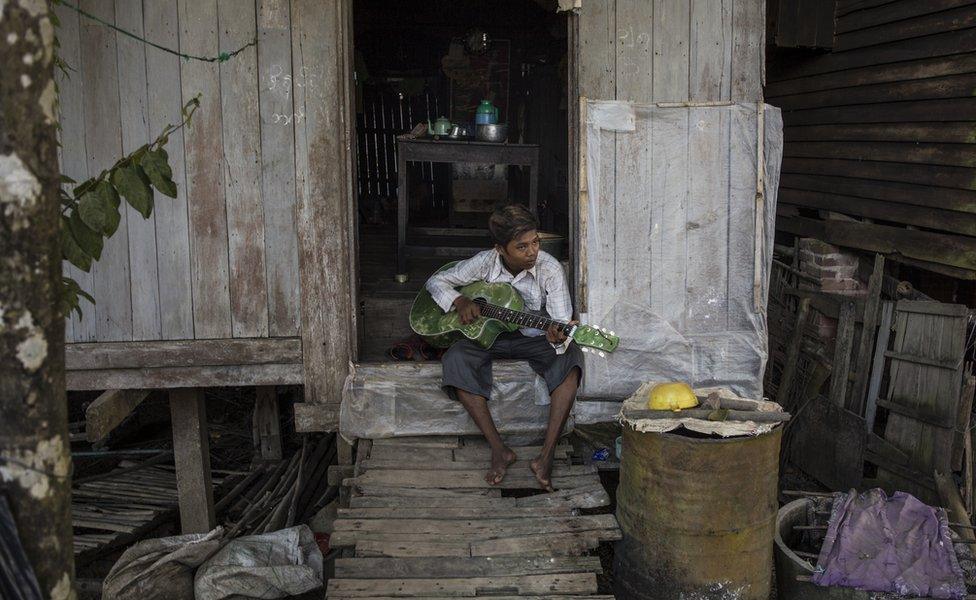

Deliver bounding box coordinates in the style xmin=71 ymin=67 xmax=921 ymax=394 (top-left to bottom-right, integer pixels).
xmin=409 ymin=264 xmax=620 ymax=355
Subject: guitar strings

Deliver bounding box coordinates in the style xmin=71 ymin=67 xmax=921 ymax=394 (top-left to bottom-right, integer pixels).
xmin=473 ymin=299 xmax=568 ymax=332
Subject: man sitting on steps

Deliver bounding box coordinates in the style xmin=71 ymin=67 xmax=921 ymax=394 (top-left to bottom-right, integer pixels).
xmin=424 ymin=204 xmax=583 ymax=491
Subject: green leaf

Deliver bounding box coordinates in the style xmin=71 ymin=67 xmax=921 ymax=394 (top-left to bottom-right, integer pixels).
xmin=61 ymin=277 xmax=95 ymax=320
xmin=111 ymin=165 xmax=153 ymax=218
xmin=60 ymin=174 xmax=77 ymax=184
xmin=73 ymin=178 xmax=97 ymax=198
xmin=60 ymin=189 xmax=75 ymax=208
xmin=141 ymin=148 xmax=178 ymax=198
xmin=77 ymin=286 xmax=95 ymax=305
xmin=61 ymin=220 xmax=92 ymax=272
xmin=78 ymin=182 xmax=121 ymax=236
xmin=69 ymin=210 xmax=103 ymax=260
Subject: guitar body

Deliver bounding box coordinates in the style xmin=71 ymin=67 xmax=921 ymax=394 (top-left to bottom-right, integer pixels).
xmin=410 ymin=265 xmax=526 ymax=349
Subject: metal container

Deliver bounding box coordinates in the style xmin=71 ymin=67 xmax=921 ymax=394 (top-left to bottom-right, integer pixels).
xmin=538 ymin=231 xmax=566 ymax=260
xmin=615 ymin=425 xmax=782 ymax=600
xmin=774 ymin=499 xmax=873 ymax=600
xmin=476 ymin=123 xmax=507 ymax=143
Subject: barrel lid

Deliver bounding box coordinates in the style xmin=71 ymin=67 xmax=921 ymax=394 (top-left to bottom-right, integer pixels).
xmin=617 ymin=382 xmax=788 ymax=438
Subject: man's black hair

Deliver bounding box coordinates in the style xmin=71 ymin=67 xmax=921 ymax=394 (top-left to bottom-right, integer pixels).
xmin=488 ymin=204 xmax=538 ymax=247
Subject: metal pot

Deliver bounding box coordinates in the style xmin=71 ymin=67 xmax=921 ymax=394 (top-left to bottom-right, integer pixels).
xmin=476 ymin=123 xmax=508 ymax=143
xmin=448 ymin=123 xmax=473 ymax=139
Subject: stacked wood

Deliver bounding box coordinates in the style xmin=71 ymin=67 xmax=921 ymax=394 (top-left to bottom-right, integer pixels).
xmin=71 ymin=462 xmax=226 ymax=566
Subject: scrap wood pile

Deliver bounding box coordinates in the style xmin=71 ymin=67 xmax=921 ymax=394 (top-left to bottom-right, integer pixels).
xmin=219 ymin=433 xmax=338 ymax=536
xmin=767 ymin=249 xmax=976 ymax=517
xmin=326 ymin=435 xmax=619 ymax=599
xmin=71 ymin=433 xmax=337 ymax=566
xmin=71 ymin=457 xmax=227 ymax=566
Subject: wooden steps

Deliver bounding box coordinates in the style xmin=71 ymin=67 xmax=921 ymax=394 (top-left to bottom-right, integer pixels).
xmin=328 ymin=435 xmax=619 ymax=599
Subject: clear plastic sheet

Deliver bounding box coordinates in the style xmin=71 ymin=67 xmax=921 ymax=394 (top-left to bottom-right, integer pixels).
xmin=340 ymin=361 xmax=567 ymax=440
xmin=581 ymin=101 xmax=783 ymax=400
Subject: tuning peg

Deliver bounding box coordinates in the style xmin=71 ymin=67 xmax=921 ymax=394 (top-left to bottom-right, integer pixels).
xmin=581 ymin=347 xmax=589 ymax=353
xmin=598 ymin=351 xmax=606 ymax=358
xmin=610 ymin=331 xmax=616 ymax=336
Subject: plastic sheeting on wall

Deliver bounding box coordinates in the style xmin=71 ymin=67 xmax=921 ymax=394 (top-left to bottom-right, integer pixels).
xmin=340 ymin=361 xmax=563 ymax=441
xmin=580 ymin=101 xmax=783 ymax=400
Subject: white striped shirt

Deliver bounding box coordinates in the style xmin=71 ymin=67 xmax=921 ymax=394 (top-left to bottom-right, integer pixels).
xmin=425 ymin=250 xmax=574 ymax=350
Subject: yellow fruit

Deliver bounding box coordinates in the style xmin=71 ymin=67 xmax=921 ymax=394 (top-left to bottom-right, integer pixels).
xmin=648 ymin=382 xmax=699 ymax=412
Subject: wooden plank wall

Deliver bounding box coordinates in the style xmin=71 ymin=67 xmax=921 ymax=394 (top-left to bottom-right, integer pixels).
xmin=56 ymin=0 xmax=307 ymax=344
xmin=579 ymin=0 xmax=764 ymax=104
xmin=767 ymin=1 xmax=976 ymax=277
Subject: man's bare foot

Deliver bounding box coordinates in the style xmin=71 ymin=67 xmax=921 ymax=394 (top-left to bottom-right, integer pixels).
xmin=530 ymin=453 xmax=555 ymax=492
xmin=486 ymin=446 xmax=517 ymax=485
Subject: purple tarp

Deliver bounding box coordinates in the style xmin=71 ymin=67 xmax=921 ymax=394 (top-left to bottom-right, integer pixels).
xmin=813 ymin=489 xmax=966 ymax=599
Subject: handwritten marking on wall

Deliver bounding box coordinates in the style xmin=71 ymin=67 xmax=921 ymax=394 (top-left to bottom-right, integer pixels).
xmin=267 ymin=64 xmax=320 ymax=99
xmin=271 ymin=111 xmax=305 ymax=125
xmin=618 ymin=26 xmax=650 ymax=49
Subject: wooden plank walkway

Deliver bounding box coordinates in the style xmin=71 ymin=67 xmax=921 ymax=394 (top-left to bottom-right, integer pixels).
xmin=328 ymin=435 xmax=619 ymax=599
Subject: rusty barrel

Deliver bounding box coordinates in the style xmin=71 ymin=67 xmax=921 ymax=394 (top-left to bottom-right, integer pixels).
xmin=614 ymin=425 xmax=782 ymax=600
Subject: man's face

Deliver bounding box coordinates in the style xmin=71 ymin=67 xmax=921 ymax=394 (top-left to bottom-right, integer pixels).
xmin=497 ymin=229 xmax=540 ymax=273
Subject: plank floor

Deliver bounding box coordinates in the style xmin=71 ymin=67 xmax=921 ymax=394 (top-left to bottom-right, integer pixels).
xmin=328 ymin=435 xmax=619 ymax=599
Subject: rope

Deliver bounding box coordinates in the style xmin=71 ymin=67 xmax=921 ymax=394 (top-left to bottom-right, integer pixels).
xmin=58 ymin=0 xmax=256 ymax=63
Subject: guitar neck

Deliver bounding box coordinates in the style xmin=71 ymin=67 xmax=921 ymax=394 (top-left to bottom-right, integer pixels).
xmin=476 ymin=301 xmax=570 ymax=332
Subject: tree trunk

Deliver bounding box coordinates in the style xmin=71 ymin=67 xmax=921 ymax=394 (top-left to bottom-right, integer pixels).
xmin=0 ymin=1 xmax=75 ymax=598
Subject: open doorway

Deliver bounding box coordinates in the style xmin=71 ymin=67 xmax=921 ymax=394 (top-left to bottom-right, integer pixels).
xmin=353 ymin=0 xmax=571 ymax=361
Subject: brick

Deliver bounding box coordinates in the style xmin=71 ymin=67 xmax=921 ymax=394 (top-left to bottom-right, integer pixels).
xmin=799 ymin=238 xmax=840 ymax=255
xmin=801 ymin=263 xmax=859 ymax=280
xmin=820 ymin=279 xmax=863 ymax=292
xmin=799 ymin=250 xmax=860 ymax=268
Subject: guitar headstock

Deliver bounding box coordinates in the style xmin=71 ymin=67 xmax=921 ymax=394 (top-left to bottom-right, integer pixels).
xmin=571 ymin=324 xmax=620 ymax=356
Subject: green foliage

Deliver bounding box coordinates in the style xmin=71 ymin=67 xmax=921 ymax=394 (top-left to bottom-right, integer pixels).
xmin=60 ymin=96 xmax=200 ymax=319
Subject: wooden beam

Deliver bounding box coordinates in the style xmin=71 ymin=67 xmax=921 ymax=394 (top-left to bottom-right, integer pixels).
xmin=292 ymin=0 xmax=354 ymax=405
xmin=293 ymin=402 xmax=340 ymax=433
xmin=778 ymin=215 xmax=976 ymax=272
xmin=850 ymin=255 xmax=885 ymax=416
xmin=252 ymin=386 xmax=282 ymax=460
xmin=85 ymin=389 xmax=151 ymax=445
xmin=830 ymin=299 xmax=856 ymax=409
xmin=775 ymin=298 xmax=810 ymax=407
xmin=66 ymin=337 xmax=302 ymax=370
xmin=169 ymin=388 xmax=215 ymax=533
xmin=67 ymin=363 xmax=303 ymax=391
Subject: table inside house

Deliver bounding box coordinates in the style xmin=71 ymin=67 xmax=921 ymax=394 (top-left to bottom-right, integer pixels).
xmin=396 ymin=137 xmax=540 ymax=280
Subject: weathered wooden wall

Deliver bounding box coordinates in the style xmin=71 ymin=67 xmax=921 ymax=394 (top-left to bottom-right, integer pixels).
xmin=57 ymin=0 xmax=306 ymax=343
xmin=577 ymin=0 xmax=765 ymax=104
xmin=768 ymin=0 xmax=976 ymax=278
xmin=56 ymin=0 xmax=355 ymax=410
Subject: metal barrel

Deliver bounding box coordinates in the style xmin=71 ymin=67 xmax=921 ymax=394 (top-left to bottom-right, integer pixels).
xmin=614 ymin=425 xmax=782 ymax=600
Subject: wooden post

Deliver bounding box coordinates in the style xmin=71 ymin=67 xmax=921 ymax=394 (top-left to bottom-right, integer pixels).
xmin=169 ymin=388 xmax=215 ymax=533
xmin=253 ymin=386 xmax=283 ymax=460
xmin=829 ymin=300 xmax=856 ymax=409
xmin=775 ymin=297 xmax=810 ymax=408
xmin=850 ymin=255 xmax=885 ymax=416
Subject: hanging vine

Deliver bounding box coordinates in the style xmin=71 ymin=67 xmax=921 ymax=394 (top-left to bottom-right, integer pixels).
xmin=58 ymin=96 xmax=200 ymax=319
xmin=50 ymin=0 xmax=256 ymax=320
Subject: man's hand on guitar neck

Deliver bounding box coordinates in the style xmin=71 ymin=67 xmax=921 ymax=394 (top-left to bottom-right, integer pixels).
xmin=546 ymin=320 xmax=576 ymax=345
xmin=453 ymin=296 xmax=481 ymax=325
